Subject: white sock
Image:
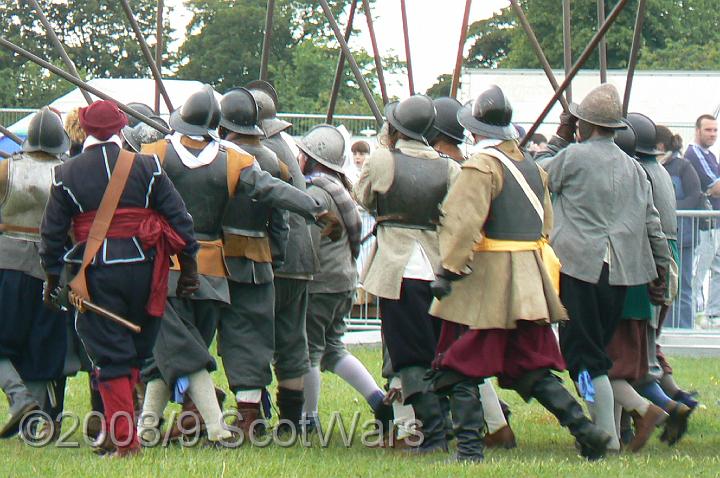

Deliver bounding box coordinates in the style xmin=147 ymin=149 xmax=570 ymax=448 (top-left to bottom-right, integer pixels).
xmin=138 ymin=379 xmax=170 ymax=439
xmin=479 ymin=380 xmax=507 ymax=434
xmin=611 ymin=379 xmax=650 ymax=415
xmin=302 ymin=366 xmax=321 ymax=416
xmin=236 ymin=389 xmax=262 ymax=403
xmin=187 ymin=370 xmax=231 ymax=441
xmin=331 ymin=355 xmax=382 ymax=402
xmin=586 ymin=375 xmax=620 ymax=451
xmin=389 ymin=376 xmax=416 ymax=439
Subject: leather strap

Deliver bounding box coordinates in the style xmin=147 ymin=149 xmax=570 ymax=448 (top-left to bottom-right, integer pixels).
xmin=0 ymin=224 xmax=40 ymax=234
xmin=69 ymin=149 xmax=136 ymax=301
xmin=140 ymin=140 xmax=168 ymax=165
xmin=226 ymin=148 xmax=255 ymax=196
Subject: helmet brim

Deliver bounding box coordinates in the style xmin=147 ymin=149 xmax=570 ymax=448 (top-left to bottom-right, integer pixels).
xmin=21 ymin=132 xmax=70 ymax=156
xmin=569 ymin=103 xmax=627 ymax=130
xmin=297 ymin=139 xmax=345 ymax=174
xmin=384 ymin=102 xmax=428 ymax=142
xmin=219 ymin=118 xmax=265 ymax=137
xmin=261 ymin=118 xmax=292 ymax=138
xmin=457 ymin=104 xmax=518 ymax=141
xmin=121 ymin=126 xmax=141 ymax=152
xmin=169 ymin=109 xmax=216 ymax=137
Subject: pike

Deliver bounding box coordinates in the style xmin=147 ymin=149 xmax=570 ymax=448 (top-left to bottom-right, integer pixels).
xmin=0 ymin=37 xmax=171 ymax=135
xmin=318 ymin=0 xmax=384 ymax=126
xmin=27 ymin=0 xmax=93 ymax=105
xmin=521 ymin=0 xmax=630 ymax=147
xmin=68 ymin=291 xmax=142 ymax=334
xmin=0 ymin=124 xmax=22 ymax=145
xmin=119 ymin=0 xmax=174 ymax=112
xmin=509 ymin=0 xmax=569 ymax=111
xmin=327 ymin=0 xmax=359 ymax=123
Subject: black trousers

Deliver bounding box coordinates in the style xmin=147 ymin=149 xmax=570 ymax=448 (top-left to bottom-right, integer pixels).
xmin=76 ymin=262 xmax=160 ymax=381
xmin=558 ymin=264 xmax=627 ymax=381
xmin=380 ymin=279 xmax=442 ymax=371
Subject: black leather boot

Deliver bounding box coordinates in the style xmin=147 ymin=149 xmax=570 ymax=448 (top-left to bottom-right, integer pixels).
xmin=276 ymin=387 xmax=304 ymax=435
xmin=406 ymin=391 xmax=448 ymax=453
xmin=448 ymin=380 xmax=485 ymax=463
xmin=529 ymin=373 xmax=611 ymax=460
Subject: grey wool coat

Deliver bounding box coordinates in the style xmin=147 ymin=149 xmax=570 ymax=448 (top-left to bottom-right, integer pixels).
xmin=536 ymin=136 xmax=671 ymax=286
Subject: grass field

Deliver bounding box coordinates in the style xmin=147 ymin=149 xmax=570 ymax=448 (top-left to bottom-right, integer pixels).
xmin=0 ymin=345 xmax=718 ymax=477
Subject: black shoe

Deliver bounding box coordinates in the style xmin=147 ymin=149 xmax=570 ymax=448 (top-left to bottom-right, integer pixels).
xmin=530 ymin=373 xmax=610 ymax=460
xmin=660 ymin=401 xmax=691 ymax=446
xmin=0 ymin=402 xmax=40 ymax=439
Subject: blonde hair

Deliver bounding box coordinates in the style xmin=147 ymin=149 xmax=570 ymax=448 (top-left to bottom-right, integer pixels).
xmin=64 ymin=107 xmax=86 ymax=145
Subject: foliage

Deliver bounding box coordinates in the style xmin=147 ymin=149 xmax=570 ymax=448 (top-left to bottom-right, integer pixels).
xmin=175 ymin=0 xmax=392 ymax=114
xmin=0 ymin=0 xmax=172 ymax=107
xmin=427 ymin=0 xmax=720 ymax=94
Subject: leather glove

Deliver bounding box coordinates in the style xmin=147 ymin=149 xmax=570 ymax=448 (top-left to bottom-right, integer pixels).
xmin=648 ymin=266 xmax=667 ymax=306
xmin=43 ymin=274 xmax=68 ymax=312
xmin=176 ymin=251 xmax=200 ymax=298
xmin=556 ymin=111 xmax=578 ymax=143
xmin=430 ymin=269 xmax=463 ymax=300
xmin=316 ymin=210 xmax=343 ymax=242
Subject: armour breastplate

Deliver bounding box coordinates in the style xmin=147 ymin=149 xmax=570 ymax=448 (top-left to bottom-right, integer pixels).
xmin=376 ymin=151 xmax=449 ymax=230
xmin=162 ymin=142 xmax=229 ymax=240
xmin=484 ymin=149 xmax=544 ymax=241
xmin=1 ymin=152 xmax=61 ymax=241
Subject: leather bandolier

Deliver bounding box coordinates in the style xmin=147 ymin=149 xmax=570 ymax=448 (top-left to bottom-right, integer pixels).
xmin=141 ymin=138 xmax=252 ymax=279
xmin=483 ymin=149 xmax=544 ymax=241
xmin=376 ymin=150 xmax=450 ymax=230
xmin=0 ymin=152 xmax=61 ymax=242
xmin=222 ymin=141 xmax=284 ymax=272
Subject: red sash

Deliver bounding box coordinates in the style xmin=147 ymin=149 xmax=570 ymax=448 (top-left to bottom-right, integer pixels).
xmin=72 ymin=207 xmax=186 ymax=317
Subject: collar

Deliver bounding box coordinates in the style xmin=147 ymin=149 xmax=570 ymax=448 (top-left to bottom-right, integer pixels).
xmin=692 ymin=143 xmax=711 ymax=154
xmin=83 ymin=134 xmax=123 ymax=151
xmin=396 ymin=138 xmax=439 ymax=159
xmin=475 ymin=138 xmax=503 ymax=149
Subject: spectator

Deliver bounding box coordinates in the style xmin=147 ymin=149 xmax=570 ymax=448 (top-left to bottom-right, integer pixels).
xmin=657 ymin=126 xmax=705 ymax=328
xmin=684 ymin=114 xmax=720 ymax=325
xmin=529 ymin=133 xmax=548 ymax=154
xmin=351 ymin=140 xmax=370 ymax=170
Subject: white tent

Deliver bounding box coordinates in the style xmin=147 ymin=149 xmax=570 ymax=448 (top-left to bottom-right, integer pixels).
xmin=458 ymin=69 xmax=720 ymax=148
xmin=7 ymin=78 xmax=210 ymax=135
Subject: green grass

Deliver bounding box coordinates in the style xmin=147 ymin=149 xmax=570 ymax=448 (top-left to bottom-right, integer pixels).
xmin=1 ymin=346 xmax=719 ymax=477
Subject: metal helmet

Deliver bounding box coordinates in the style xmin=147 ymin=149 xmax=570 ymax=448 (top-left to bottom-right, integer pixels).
xmin=569 ymin=83 xmax=626 ymax=129
xmin=122 ymin=116 xmax=169 ymax=153
xmin=627 ymin=112 xmax=661 ymax=156
xmin=246 ymin=80 xmax=292 ymax=137
xmin=169 ymin=84 xmax=221 ymax=137
xmin=22 ymin=106 xmax=70 ymax=155
xmin=613 ymin=119 xmax=637 ymax=157
xmin=384 ymin=94 xmax=436 ymax=142
xmin=426 ymin=97 xmax=465 ymax=144
xmin=297 ymin=124 xmax=346 ymax=173
xmin=219 ymin=88 xmax=264 ymax=136
xmin=126 ymin=102 xmax=155 ymax=128
xmin=457 ymin=85 xmax=518 ymax=140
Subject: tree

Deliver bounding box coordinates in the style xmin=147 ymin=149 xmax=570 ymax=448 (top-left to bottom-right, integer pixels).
xmin=0 ymin=0 xmax=172 ymax=107
xmin=426 ymin=0 xmax=720 ymax=96
xmin=174 ymin=0 xmax=393 ymax=114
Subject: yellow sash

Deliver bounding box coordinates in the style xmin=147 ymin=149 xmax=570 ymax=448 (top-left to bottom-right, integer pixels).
xmin=170 ymin=239 xmax=228 ymax=277
xmin=473 ymin=237 xmax=561 ymax=294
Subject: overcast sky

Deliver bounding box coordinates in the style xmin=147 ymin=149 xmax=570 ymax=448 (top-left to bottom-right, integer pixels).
xmin=164 ymin=0 xmax=510 ymax=96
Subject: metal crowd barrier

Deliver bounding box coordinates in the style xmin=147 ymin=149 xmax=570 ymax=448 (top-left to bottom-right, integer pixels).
xmin=668 ymin=209 xmax=720 ymax=330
